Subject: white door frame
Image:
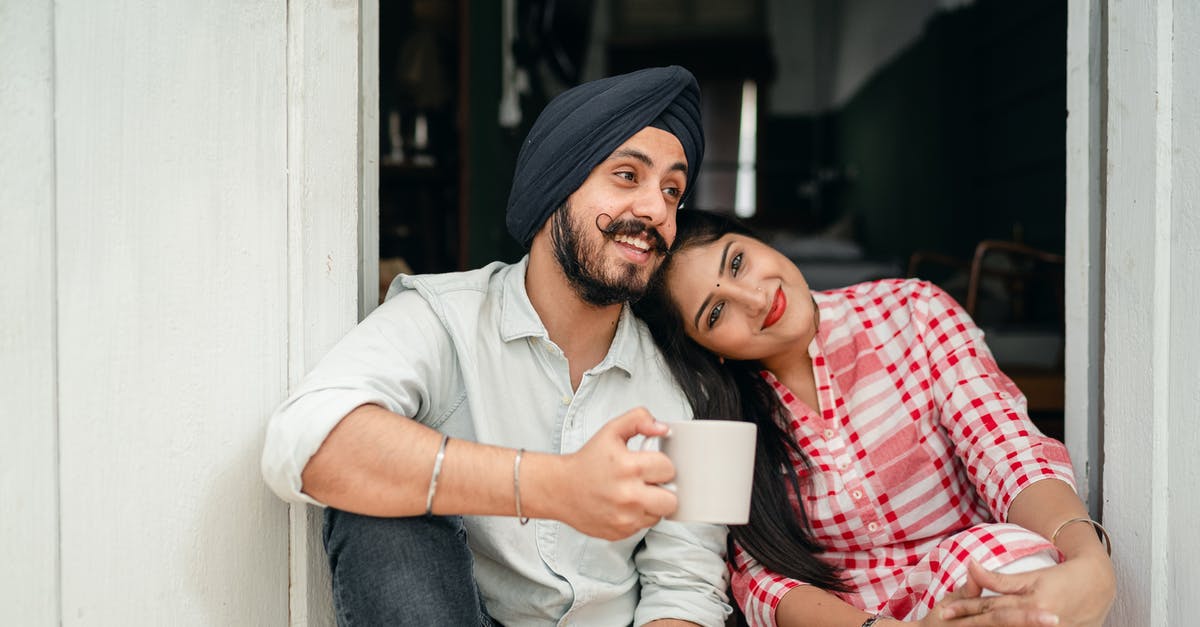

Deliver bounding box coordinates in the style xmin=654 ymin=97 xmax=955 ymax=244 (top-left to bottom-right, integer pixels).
xmin=1070 ymin=0 xmax=1200 ymax=623
xmin=286 ymin=0 xmax=378 ymax=623
xmin=1064 ymin=0 xmax=1103 ymax=517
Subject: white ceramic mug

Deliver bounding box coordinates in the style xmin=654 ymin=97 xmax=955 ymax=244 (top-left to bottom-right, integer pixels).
xmin=644 ymin=420 xmax=757 ymax=524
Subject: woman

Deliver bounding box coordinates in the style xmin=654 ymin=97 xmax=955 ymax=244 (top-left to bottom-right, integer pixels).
xmin=632 ymin=210 xmax=1115 ymax=627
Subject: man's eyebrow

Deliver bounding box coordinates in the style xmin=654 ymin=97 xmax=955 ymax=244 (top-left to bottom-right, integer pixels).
xmin=692 ymin=240 xmax=734 ymax=329
xmin=610 ymin=148 xmax=654 ymax=167
xmin=608 ymin=149 xmax=689 ymax=176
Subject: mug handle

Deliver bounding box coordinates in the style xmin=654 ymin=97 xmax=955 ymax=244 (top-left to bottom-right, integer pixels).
xmin=638 ymin=431 xmax=676 ymax=493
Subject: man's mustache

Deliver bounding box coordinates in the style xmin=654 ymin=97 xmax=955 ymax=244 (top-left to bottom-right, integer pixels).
xmin=594 ymin=213 xmax=668 ymax=254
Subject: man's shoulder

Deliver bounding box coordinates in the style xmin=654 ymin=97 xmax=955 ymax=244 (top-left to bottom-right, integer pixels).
xmin=387 ymin=260 xmax=517 ymax=302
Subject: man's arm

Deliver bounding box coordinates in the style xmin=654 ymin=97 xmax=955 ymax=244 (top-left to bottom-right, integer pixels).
xmin=303 ymin=403 xmax=683 ymax=540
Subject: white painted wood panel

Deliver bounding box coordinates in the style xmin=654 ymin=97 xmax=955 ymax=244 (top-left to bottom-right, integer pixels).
xmin=1063 ymin=0 xmax=1103 ymax=517
xmin=286 ymin=1 xmax=376 ymax=624
xmin=0 ymin=0 xmax=59 ymax=623
xmin=1101 ymin=0 xmax=1162 ymax=618
xmin=53 ymin=1 xmax=289 ymax=623
xmin=1101 ymin=0 xmax=1200 ymax=623
xmin=1166 ymin=2 xmax=1200 ymax=622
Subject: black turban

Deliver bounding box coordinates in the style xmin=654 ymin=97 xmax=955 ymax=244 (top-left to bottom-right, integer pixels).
xmin=505 ymin=65 xmax=705 ymax=247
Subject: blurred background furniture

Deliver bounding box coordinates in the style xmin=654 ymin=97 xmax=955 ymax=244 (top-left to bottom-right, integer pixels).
xmin=910 ymin=239 xmax=1065 ymax=438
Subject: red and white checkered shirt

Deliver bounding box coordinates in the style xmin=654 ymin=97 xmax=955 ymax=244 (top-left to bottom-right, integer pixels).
xmin=730 ymin=279 xmax=1075 ymax=625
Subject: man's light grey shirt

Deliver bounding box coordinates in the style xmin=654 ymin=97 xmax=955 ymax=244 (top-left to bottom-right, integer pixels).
xmin=262 ymin=257 xmax=730 ymax=626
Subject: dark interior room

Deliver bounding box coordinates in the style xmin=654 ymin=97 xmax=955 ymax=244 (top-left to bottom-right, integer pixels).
xmin=378 ymin=0 xmax=1068 ymax=443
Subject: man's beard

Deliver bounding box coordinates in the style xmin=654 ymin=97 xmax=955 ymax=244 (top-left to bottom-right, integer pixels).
xmin=549 ymin=203 xmax=667 ymax=307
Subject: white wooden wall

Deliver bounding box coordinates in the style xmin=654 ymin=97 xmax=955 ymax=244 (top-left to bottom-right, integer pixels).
xmin=0 ymin=1 xmax=374 ymax=624
xmin=1 ymin=0 xmax=59 ymax=622
xmin=1068 ymin=0 xmax=1200 ymax=624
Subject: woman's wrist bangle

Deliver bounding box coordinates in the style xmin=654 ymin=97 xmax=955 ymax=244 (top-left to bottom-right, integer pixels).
xmin=514 ymin=448 xmax=531 ymax=525
xmin=1051 ymin=516 xmax=1112 ymax=556
xmin=424 ymin=434 xmax=450 ymax=516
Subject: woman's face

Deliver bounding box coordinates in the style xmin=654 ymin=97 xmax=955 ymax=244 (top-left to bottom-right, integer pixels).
xmin=665 ymin=233 xmax=817 ymax=365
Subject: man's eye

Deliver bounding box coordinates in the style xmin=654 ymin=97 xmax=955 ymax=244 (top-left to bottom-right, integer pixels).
xmin=707 ymin=302 xmax=725 ymax=328
xmin=730 ymin=253 xmax=743 ymax=276
xmin=617 ymin=171 xmax=635 ymax=181
xmin=664 ymin=186 xmax=681 ymax=198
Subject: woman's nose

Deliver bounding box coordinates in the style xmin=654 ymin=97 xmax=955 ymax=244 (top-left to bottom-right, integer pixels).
xmin=732 ymin=283 xmax=770 ymax=314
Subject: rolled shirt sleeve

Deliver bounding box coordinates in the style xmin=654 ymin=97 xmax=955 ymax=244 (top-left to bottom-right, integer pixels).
xmin=917 ymin=283 xmax=1076 ymax=520
xmin=260 ymin=290 xmax=455 ymax=506
xmin=728 ymin=543 xmax=802 ymax=627
xmin=635 ymin=519 xmax=731 ymax=626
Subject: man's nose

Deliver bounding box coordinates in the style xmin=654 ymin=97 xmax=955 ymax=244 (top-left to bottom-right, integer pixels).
xmin=630 ymin=183 xmax=673 ymax=225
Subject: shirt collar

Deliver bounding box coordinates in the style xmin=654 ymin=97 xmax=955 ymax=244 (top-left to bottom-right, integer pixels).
xmin=499 ymin=256 xmax=546 ymax=341
xmin=499 ymin=256 xmax=638 ymax=377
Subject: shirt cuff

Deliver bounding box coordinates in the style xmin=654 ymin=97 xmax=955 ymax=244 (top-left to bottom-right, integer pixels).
xmin=261 ymin=387 xmax=395 ymax=506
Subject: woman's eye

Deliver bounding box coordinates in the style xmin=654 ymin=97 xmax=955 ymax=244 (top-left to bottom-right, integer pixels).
xmin=707 ymin=302 xmax=725 ymax=328
xmin=730 ymin=252 xmax=743 ymax=276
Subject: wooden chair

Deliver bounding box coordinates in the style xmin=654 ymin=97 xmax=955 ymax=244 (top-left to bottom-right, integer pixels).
xmin=965 ymin=240 xmax=1065 ymax=414
xmin=910 ymin=240 xmax=1066 ymax=419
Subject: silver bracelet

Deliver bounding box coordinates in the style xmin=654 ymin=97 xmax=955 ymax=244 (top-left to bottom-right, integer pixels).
xmin=424 ymin=434 xmax=450 ymax=516
xmin=1051 ymin=516 xmax=1112 ymax=556
xmin=513 ymin=448 xmax=530 ymax=525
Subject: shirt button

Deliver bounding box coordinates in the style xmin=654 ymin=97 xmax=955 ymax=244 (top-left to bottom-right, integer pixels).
xmin=823 ymin=429 xmax=834 ymax=439
xmin=561 ymin=395 xmax=571 ymax=406
xmin=852 ymin=489 xmax=863 ymax=500
xmin=867 ymin=522 xmax=879 ymax=532
xmin=837 ymin=461 xmax=848 ymax=471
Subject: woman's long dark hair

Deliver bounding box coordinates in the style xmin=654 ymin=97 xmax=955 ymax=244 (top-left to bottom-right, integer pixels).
xmin=633 ymin=210 xmax=848 ymax=592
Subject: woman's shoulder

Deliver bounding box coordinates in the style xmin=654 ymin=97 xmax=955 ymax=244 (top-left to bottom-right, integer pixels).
xmin=818 ymin=278 xmax=946 ymax=309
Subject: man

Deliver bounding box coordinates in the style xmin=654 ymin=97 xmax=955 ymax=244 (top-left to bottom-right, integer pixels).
xmin=262 ymin=66 xmax=729 ymax=626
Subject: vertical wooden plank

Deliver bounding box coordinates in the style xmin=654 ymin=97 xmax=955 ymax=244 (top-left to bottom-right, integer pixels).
xmin=360 ymin=0 xmax=381 ymax=318
xmin=286 ymin=0 xmax=374 ymax=624
xmin=0 ymin=0 xmax=59 ymax=623
xmin=54 ymin=1 xmax=290 ymax=624
xmin=1167 ymin=1 xmax=1200 ymax=622
xmin=1063 ymin=0 xmax=1103 ymax=515
xmin=1102 ymin=0 xmax=1174 ymax=623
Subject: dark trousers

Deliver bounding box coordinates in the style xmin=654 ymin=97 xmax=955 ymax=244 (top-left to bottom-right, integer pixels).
xmin=323 ymin=508 xmax=496 ymax=626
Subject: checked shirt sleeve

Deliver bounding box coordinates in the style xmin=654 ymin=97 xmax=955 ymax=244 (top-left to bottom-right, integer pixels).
xmin=914 ymin=283 xmax=1076 ymax=521
xmin=729 ymin=541 xmax=806 ymax=627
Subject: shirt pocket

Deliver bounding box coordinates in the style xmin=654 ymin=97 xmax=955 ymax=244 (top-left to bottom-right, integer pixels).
xmin=577 ymin=534 xmax=642 ymax=586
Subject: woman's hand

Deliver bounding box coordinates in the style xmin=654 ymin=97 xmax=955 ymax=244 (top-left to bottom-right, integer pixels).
xmin=892 ymin=572 xmax=1059 ymax=627
xmin=938 ymin=552 xmax=1115 ymax=627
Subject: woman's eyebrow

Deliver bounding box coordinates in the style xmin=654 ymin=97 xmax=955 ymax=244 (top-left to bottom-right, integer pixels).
xmin=692 ymin=240 xmax=734 ymax=329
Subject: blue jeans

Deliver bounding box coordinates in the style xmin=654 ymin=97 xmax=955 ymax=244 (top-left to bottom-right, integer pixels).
xmin=323 ymin=508 xmax=496 ymax=626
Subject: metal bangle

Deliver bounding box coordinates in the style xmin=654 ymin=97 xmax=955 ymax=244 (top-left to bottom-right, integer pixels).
xmin=861 ymin=615 xmax=881 ymax=627
xmin=424 ymin=434 xmax=450 ymax=516
xmin=514 ymin=448 xmax=530 ymax=525
xmin=1051 ymin=516 xmax=1112 ymax=556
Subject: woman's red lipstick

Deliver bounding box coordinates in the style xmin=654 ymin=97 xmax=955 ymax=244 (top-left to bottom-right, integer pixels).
xmin=762 ymin=288 xmax=787 ymax=329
